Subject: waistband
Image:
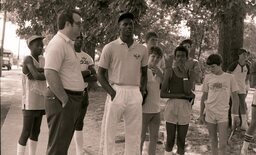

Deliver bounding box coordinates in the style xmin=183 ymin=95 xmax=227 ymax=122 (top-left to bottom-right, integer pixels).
xmin=112 ymin=84 xmax=139 ymax=89
xmin=64 ymin=89 xmax=84 ymax=96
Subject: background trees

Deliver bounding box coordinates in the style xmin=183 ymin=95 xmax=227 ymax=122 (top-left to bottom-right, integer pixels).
xmin=2 ymin=0 xmax=256 ymax=70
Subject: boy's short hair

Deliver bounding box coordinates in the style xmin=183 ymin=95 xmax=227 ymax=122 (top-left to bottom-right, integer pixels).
xmin=145 ymin=31 xmax=158 ymax=43
xmin=174 ymin=46 xmax=188 ymax=58
xmin=149 ymin=46 xmax=163 ymax=58
xmin=180 ymin=39 xmax=193 ymax=46
xmin=206 ymin=54 xmax=223 ymax=66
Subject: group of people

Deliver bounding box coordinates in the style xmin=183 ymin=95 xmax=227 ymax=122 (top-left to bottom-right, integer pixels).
xmin=16 ymin=9 xmax=256 ymax=155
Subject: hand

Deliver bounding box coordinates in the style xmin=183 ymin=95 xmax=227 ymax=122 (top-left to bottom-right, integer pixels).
xmin=198 ymin=115 xmax=205 ymax=125
xmin=231 ymin=114 xmax=240 ymax=130
xmin=150 ymin=66 xmax=162 ymax=76
xmin=27 ymin=73 xmax=34 ymax=80
xmin=61 ymin=95 xmax=69 ymax=108
xmin=110 ymin=91 xmax=116 ymax=101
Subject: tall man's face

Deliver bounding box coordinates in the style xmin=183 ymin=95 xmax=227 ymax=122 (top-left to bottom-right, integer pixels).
xmin=119 ymin=18 xmax=134 ymax=38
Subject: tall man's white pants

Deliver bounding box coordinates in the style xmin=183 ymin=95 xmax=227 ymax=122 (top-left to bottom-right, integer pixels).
xmin=102 ymin=85 xmax=143 ymax=155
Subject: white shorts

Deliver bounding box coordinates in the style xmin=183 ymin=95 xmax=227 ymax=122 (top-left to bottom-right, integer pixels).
xmin=205 ymin=109 xmax=228 ymax=124
xmin=164 ymin=99 xmax=192 ymax=125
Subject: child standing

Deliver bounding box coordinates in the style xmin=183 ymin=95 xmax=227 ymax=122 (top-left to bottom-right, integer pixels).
xmin=17 ymin=35 xmax=46 ymax=155
xmin=241 ymin=62 xmax=256 ymax=155
xmin=161 ymin=46 xmax=195 ymax=155
xmin=73 ymin=34 xmax=97 ymax=155
xmin=140 ymin=46 xmax=163 ymax=155
xmin=199 ymin=54 xmax=240 ymax=155
xmin=227 ymin=48 xmax=250 ymax=130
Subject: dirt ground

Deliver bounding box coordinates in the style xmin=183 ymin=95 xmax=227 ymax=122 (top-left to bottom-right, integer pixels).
xmin=1 ymin=69 xmax=255 ymax=154
xmin=86 ymin=87 xmax=256 ymax=155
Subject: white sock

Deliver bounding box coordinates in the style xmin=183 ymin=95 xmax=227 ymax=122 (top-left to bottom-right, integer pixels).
xmin=28 ymin=139 xmax=37 ymax=155
xmin=74 ymin=130 xmax=84 ymax=155
xmin=17 ymin=143 xmax=26 ymax=155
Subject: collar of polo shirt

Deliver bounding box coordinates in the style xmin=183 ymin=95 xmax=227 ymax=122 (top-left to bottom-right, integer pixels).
xmin=57 ymin=31 xmax=75 ymax=44
xmin=117 ymin=37 xmax=138 ymax=48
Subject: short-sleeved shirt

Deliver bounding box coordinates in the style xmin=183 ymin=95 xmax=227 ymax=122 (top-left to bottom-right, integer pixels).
xmin=99 ymin=38 xmax=148 ymax=86
xmin=76 ymin=51 xmax=94 ymax=88
xmin=229 ymin=64 xmax=249 ymax=94
xmin=45 ymin=32 xmax=85 ymax=91
xmin=202 ymin=73 xmax=239 ymax=115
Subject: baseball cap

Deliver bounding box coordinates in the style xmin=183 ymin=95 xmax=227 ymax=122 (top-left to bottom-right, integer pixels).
xmin=118 ymin=12 xmax=134 ymax=23
xmin=27 ymin=35 xmax=44 ymax=46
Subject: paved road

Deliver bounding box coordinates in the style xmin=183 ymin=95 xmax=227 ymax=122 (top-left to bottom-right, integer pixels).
xmin=1 ymin=68 xmax=101 ymax=155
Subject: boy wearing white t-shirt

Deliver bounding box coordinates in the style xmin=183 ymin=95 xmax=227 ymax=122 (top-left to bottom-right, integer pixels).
xmin=140 ymin=46 xmax=163 ymax=155
xmin=199 ymin=54 xmax=240 ymax=155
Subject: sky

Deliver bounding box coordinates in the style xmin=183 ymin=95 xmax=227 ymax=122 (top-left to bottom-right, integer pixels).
xmin=0 ymin=16 xmax=30 ymax=60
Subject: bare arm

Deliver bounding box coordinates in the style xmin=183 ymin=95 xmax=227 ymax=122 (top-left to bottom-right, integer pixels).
xmin=45 ymin=69 xmax=68 ymax=107
xmin=82 ymin=65 xmax=97 ymax=83
xmin=231 ymin=91 xmax=240 ymax=115
xmin=140 ymin=66 xmax=148 ymax=93
xmin=97 ymin=67 xmax=116 ymax=100
xmin=23 ymin=56 xmax=45 ymax=80
xmin=200 ymin=92 xmax=208 ymax=117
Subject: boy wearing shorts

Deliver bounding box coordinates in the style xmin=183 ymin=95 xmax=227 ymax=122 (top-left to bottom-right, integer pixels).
xmin=140 ymin=46 xmax=163 ymax=155
xmin=199 ymin=54 xmax=240 ymax=155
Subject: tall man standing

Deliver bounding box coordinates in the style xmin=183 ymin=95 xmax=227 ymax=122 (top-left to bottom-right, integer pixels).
xmin=98 ymin=12 xmax=148 ymax=155
xmin=44 ymin=9 xmax=84 ymax=155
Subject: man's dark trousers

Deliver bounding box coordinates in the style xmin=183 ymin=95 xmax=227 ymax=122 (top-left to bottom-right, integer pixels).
xmin=45 ymin=89 xmax=83 ymax=155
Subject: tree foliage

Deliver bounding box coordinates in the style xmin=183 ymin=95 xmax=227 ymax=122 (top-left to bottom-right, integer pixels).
xmin=2 ymin=0 xmax=256 ymax=63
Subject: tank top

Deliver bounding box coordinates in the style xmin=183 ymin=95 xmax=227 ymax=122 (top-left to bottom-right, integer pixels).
xmin=22 ymin=55 xmax=46 ymax=110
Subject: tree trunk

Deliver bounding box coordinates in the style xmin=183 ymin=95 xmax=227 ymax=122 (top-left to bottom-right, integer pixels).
xmin=83 ymin=37 xmax=96 ymax=60
xmin=218 ymin=1 xmax=245 ymax=71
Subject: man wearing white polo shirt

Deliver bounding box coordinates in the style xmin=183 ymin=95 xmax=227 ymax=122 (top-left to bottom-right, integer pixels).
xmin=98 ymin=12 xmax=148 ymax=155
xmin=44 ymin=9 xmax=84 ymax=155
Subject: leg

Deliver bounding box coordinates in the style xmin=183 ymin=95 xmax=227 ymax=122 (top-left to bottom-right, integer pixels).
xmin=123 ymin=88 xmax=142 ymax=155
xmin=206 ymin=122 xmax=218 ymax=155
xmin=165 ymin=122 xmax=176 ymax=152
xmin=176 ymin=124 xmax=189 ymax=155
xmin=74 ymin=92 xmax=89 ymax=155
xmin=45 ymin=91 xmax=83 ymax=155
xmin=239 ymin=94 xmax=248 ymax=130
xmin=148 ymin=113 xmax=160 ymax=155
xmin=241 ymin=106 xmax=256 ymax=155
xmin=29 ymin=113 xmax=43 ymax=155
xmin=141 ymin=113 xmax=151 ymax=153
xmin=18 ymin=111 xmax=35 ymax=145
xmin=103 ymin=92 xmax=125 ymax=155
xmin=17 ymin=111 xmax=34 ymax=155
xmin=217 ymin=122 xmax=228 ymax=155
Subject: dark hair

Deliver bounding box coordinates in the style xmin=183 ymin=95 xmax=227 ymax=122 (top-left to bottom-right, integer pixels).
xmin=180 ymin=39 xmax=193 ymax=46
xmin=145 ymin=31 xmax=158 ymax=43
xmin=206 ymin=54 xmax=223 ymax=66
xmin=174 ymin=46 xmax=188 ymax=58
xmin=149 ymin=46 xmax=163 ymax=58
xmin=29 ymin=38 xmax=43 ymax=47
xmin=57 ymin=9 xmax=81 ymax=30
